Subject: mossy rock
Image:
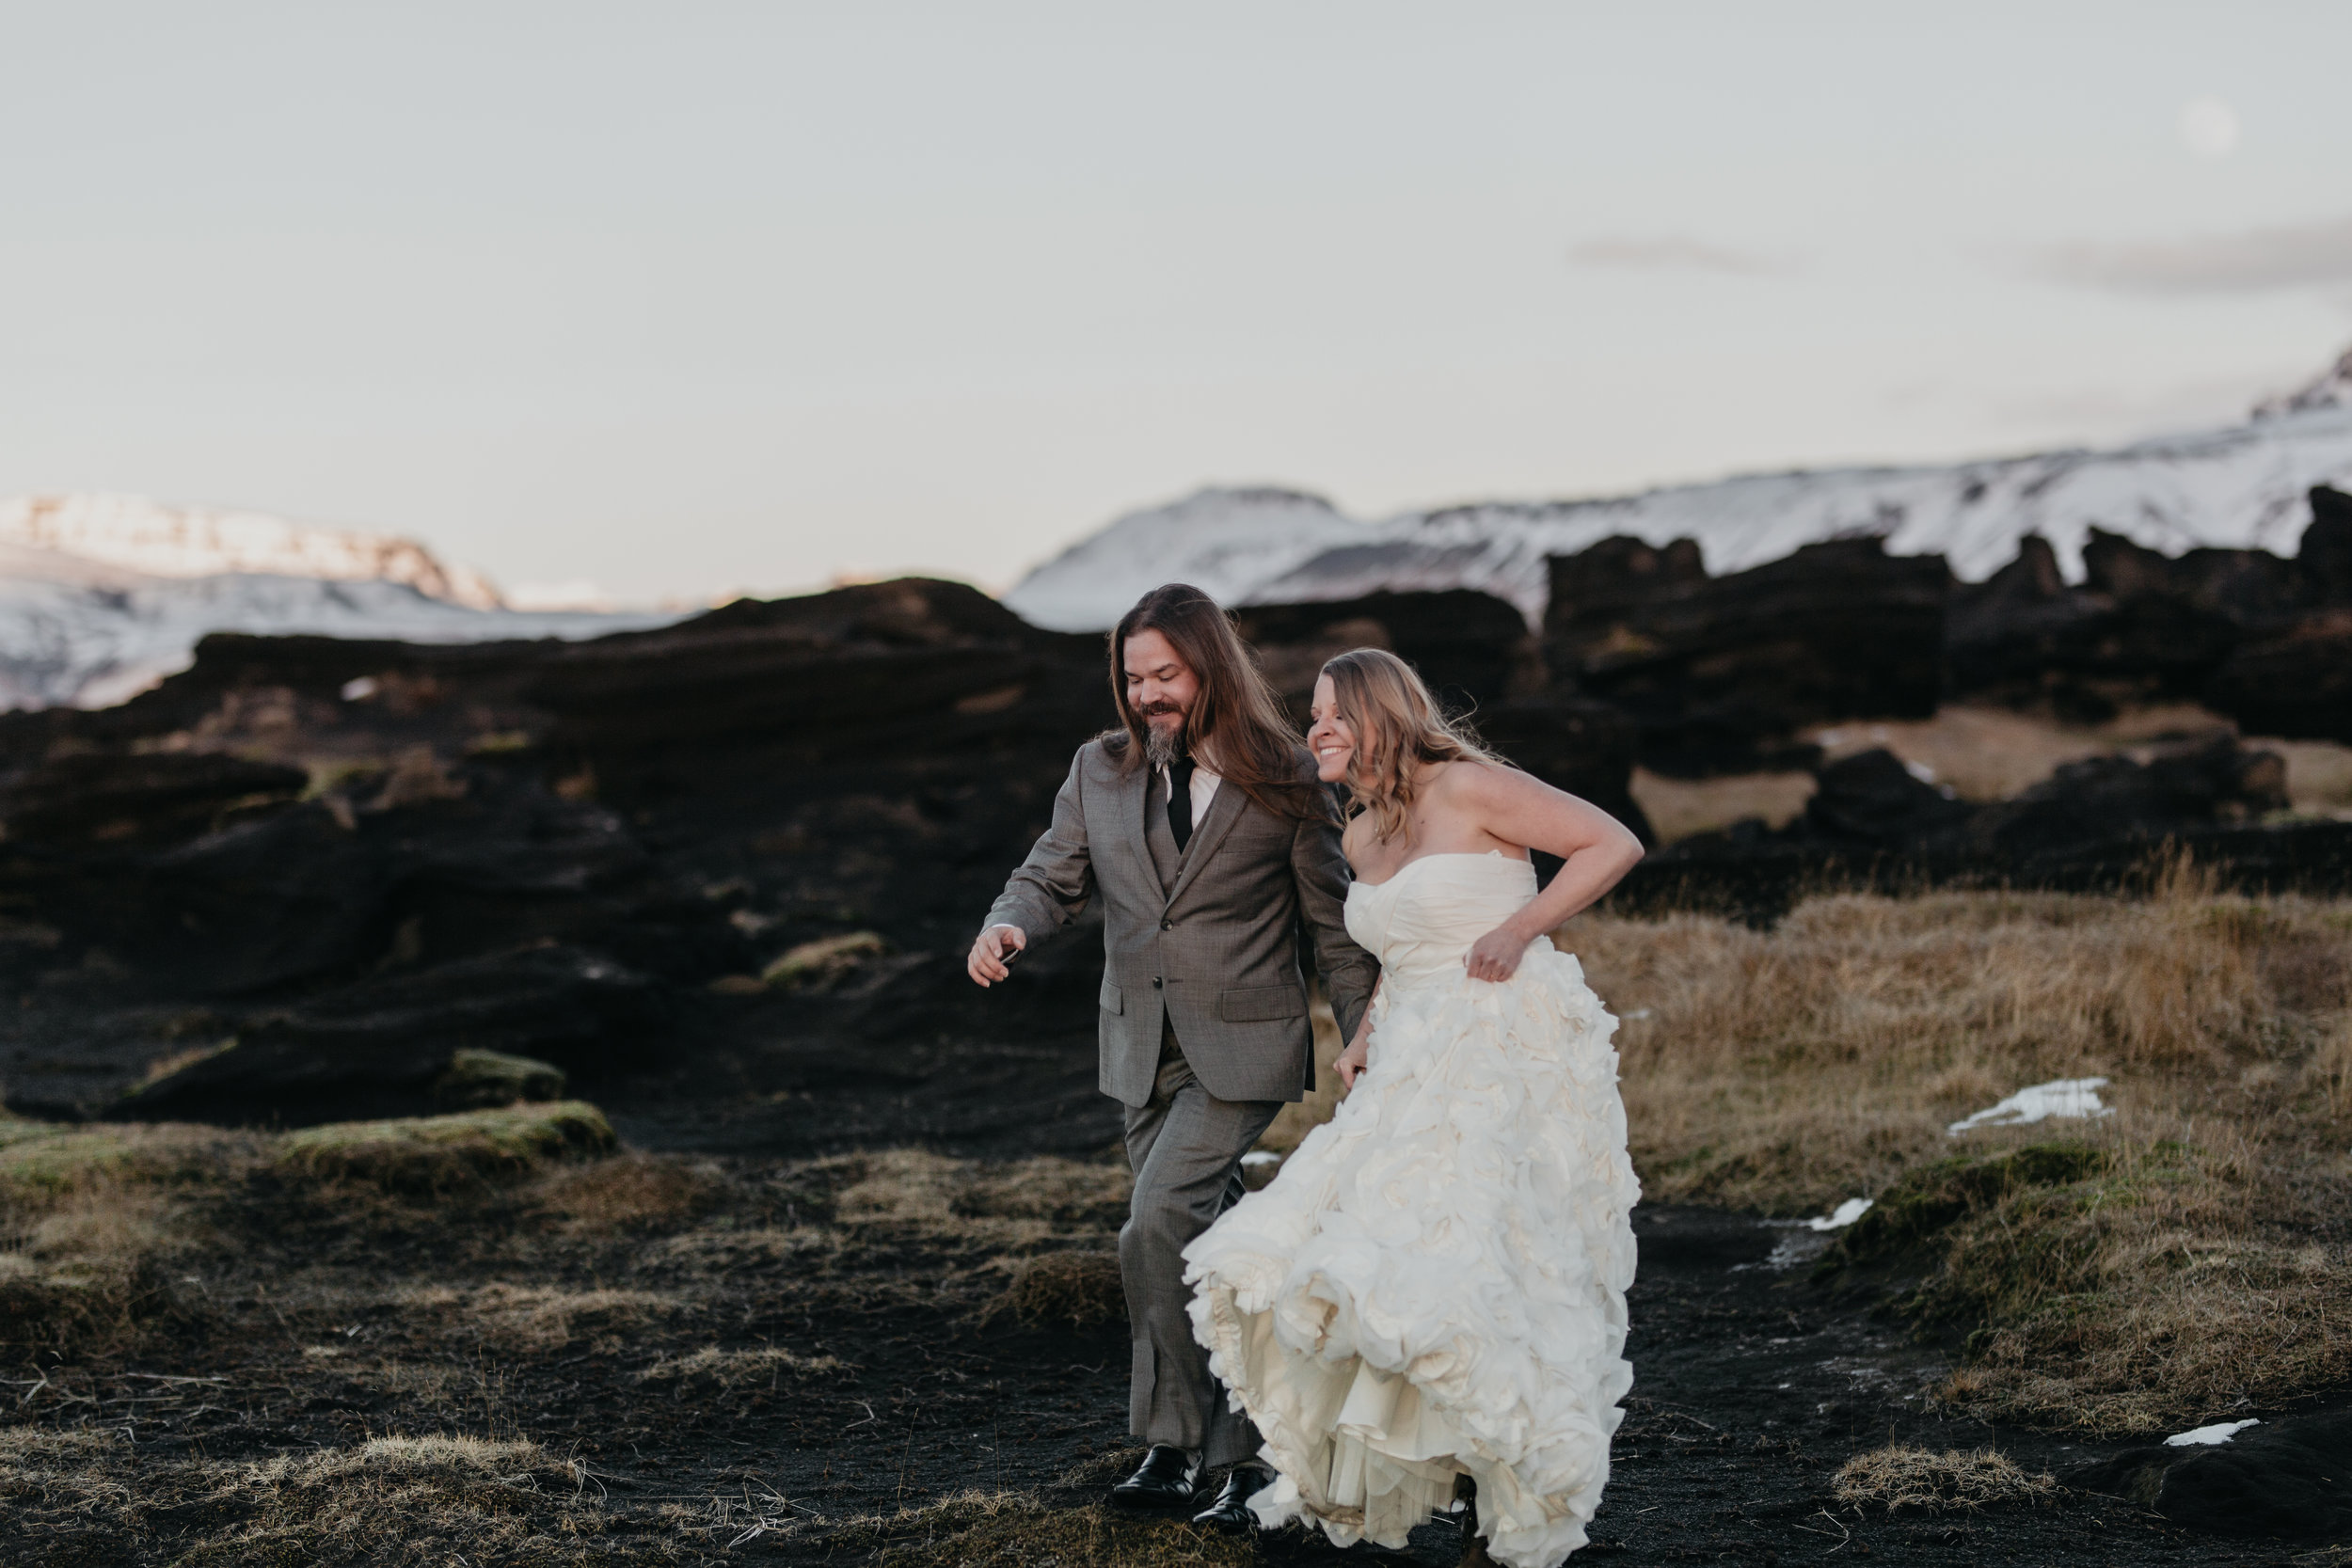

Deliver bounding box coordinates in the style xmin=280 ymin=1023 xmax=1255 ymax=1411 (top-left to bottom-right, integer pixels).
xmin=275 ymin=1101 xmax=615 ymax=1192
xmin=1827 ymin=1143 xmax=2108 ymax=1267
xmin=760 ymin=930 xmax=888 ymax=990
xmin=0 ymin=1131 xmax=143 ymax=1195
xmin=432 ymin=1049 xmax=566 ymax=1110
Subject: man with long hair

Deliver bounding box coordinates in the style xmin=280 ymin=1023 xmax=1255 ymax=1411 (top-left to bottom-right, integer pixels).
xmin=969 ymin=583 xmax=1377 ymax=1528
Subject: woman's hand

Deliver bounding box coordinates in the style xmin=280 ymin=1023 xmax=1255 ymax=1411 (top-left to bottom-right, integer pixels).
xmin=1464 ymin=921 xmax=1534 ymax=983
xmin=1335 ymin=1033 xmax=1370 ymax=1091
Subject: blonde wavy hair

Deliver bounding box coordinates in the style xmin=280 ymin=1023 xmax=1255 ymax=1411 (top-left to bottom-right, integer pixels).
xmin=1321 ymin=648 xmax=1506 ymax=844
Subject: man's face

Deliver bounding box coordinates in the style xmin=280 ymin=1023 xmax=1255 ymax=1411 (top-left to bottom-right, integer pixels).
xmin=1122 ymin=628 xmax=1200 ymax=752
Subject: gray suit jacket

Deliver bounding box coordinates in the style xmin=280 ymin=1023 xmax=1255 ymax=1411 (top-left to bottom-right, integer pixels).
xmin=986 ymin=737 xmax=1378 ymax=1108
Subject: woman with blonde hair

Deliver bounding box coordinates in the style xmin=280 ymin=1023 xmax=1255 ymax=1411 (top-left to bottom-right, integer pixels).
xmin=1183 ymin=647 xmax=1646 ymax=1567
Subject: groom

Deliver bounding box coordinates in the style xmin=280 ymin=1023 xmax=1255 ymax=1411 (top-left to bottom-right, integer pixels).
xmin=969 ymin=582 xmax=1377 ymax=1528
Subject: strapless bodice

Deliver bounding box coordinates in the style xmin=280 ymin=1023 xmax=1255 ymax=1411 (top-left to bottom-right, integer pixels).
xmin=1345 ymin=850 xmax=1540 ymax=984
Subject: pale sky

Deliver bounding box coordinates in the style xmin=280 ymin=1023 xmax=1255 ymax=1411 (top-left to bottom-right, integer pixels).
xmin=3 ymin=2 xmax=2350 ymax=606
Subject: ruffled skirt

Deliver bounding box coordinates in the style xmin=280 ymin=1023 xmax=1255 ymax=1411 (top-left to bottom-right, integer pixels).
xmin=1183 ymin=941 xmax=1639 ymax=1567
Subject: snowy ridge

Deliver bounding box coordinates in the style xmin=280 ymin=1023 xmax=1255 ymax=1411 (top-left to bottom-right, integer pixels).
xmin=0 ymin=539 xmax=682 ymax=712
xmin=0 ymin=494 xmax=504 ymax=610
xmin=1007 ymin=358 xmax=2352 ymax=631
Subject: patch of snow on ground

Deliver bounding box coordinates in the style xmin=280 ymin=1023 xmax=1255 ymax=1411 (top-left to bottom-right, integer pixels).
xmin=1947 ymin=1077 xmax=2114 ymax=1136
xmin=1806 ymin=1197 xmax=1874 ymax=1232
xmin=2166 ymin=1419 xmax=2261 ymax=1447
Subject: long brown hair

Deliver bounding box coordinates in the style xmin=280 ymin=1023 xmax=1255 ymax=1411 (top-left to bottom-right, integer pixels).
xmin=1322 ymin=647 xmax=1505 ymax=843
xmin=1106 ymin=584 xmax=1329 ymax=822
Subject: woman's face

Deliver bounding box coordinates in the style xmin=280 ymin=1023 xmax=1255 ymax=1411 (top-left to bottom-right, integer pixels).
xmin=1306 ymin=673 xmax=1357 ymax=784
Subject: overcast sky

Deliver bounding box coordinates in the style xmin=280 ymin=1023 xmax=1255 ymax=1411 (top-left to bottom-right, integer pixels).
xmin=3 ymin=2 xmax=2350 ymax=606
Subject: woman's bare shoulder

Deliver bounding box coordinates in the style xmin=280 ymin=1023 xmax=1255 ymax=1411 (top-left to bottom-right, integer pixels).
xmin=1429 ymin=755 xmax=1525 ymax=803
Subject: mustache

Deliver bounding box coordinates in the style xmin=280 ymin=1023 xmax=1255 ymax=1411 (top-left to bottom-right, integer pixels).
xmin=1137 ymin=702 xmax=1185 ymax=719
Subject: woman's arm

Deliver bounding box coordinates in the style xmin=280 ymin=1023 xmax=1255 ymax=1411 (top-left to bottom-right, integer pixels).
xmin=1457 ymin=765 xmax=1645 ymax=983
xmin=1334 ymin=974 xmax=1381 ymax=1090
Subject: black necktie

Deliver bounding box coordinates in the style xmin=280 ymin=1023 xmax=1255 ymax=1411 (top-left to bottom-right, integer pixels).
xmin=1168 ymin=756 xmax=1196 ymax=852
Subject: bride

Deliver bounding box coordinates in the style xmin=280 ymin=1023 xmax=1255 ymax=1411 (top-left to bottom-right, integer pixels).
xmin=1183 ymin=648 xmax=1646 ymax=1567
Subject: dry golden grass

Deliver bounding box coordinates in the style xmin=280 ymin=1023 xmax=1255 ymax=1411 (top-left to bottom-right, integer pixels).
xmin=835 ymin=1489 xmax=1255 ymax=1568
xmin=0 ymin=1101 xmax=634 ymax=1360
xmin=1804 ymin=699 xmax=2352 ymax=814
xmin=524 ymin=1151 xmax=732 ymax=1234
xmin=636 ymin=1344 xmax=846 ymax=1386
xmin=468 ymin=1284 xmax=685 ymax=1354
xmin=830 ymin=1148 xmax=1131 ymax=1250
xmin=1563 ymin=865 xmax=2352 ymax=1433
xmin=1568 ymin=868 xmax=2350 ymax=1213
xmin=993 ymin=1250 xmax=1124 ymax=1328
xmin=2263 ymin=736 xmax=2352 ymax=816
xmin=1259 ymin=863 xmax=2352 ymax=1433
xmin=0 ymin=1425 xmax=694 ymax=1567
xmin=1832 ymin=1446 xmax=2058 ymax=1513
xmin=1629 ymin=767 xmax=1818 ymax=842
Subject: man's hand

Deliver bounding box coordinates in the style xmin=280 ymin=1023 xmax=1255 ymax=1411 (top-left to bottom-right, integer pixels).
xmin=1334 ymin=1032 xmax=1370 ymax=1091
xmin=967 ymin=924 xmax=1027 ymax=987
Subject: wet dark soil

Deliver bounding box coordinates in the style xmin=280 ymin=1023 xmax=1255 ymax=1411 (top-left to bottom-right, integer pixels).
xmin=2 ymin=1174 xmax=2320 ymax=1566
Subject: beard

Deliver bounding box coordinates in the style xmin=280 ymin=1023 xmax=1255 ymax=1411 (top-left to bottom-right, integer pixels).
xmin=1139 ymin=705 xmax=1187 ymax=769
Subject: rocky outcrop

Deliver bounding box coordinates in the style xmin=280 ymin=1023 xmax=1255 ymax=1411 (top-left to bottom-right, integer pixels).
xmin=2067 ymin=1414 xmax=2352 ymax=1541
xmin=1231 ymin=589 xmax=1652 ymax=841
xmin=1545 ymin=537 xmax=1948 ymax=775
xmin=1616 ymin=737 xmax=2317 ymax=922
xmin=8 ymin=503 xmax=2352 ymax=1133
xmin=1947 ymin=485 xmax=2352 ymax=731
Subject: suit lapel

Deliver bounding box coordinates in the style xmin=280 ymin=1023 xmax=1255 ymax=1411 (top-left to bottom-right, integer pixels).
xmin=1120 ymin=755 xmax=1157 ymax=887
xmin=1164 ymin=780 xmax=1247 ymax=911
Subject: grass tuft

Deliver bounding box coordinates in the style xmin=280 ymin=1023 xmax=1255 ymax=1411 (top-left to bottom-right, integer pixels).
xmin=993 ymin=1250 xmax=1123 ymax=1328
xmin=638 ymin=1344 xmax=846 ymax=1386
xmin=1832 ymin=1446 xmax=2058 ymax=1513
xmin=276 ymin=1101 xmax=616 ymax=1192
xmin=833 ymin=1489 xmax=1255 ymax=1568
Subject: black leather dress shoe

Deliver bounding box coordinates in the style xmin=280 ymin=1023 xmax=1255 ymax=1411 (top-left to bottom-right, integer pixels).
xmin=1190 ymin=1466 xmax=1269 ymax=1533
xmin=1109 ymin=1445 xmax=1200 ymax=1510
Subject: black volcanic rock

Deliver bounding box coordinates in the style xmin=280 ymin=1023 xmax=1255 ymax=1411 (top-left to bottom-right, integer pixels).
xmin=1546 ymin=535 xmax=1948 ymax=775
xmin=1472 ymin=695 xmax=1656 ymax=846
xmin=0 ymin=578 xmax=1119 ymax=1126
xmin=2066 ymin=1414 xmax=2352 ymax=1541
xmin=1957 ymin=736 xmax=2287 ymax=860
xmin=106 ymin=944 xmax=663 ymax=1127
xmin=1955 ymin=487 xmax=2352 ymax=725
xmin=1800 ymin=748 xmax=1972 ymax=848
xmin=1231 ymin=588 xmax=1534 ymax=722
xmin=0 ymin=752 xmax=309 ymax=848
xmin=1230 ymin=588 xmax=1653 ymax=840
xmin=1619 ymin=736 xmax=2300 ymax=923
xmin=2205 ymin=610 xmax=2352 ymax=741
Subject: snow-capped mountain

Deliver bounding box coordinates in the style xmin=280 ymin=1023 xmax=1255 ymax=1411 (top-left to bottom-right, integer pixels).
xmin=0 ymin=496 xmax=683 ymax=711
xmin=0 ymin=494 xmax=505 ymax=610
xmin=1006 ymin=351 xmax=2352 ymax=631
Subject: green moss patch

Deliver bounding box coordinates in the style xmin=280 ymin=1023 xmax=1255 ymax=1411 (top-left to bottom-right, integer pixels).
xmin=276 ymin=1101 xmax=615 ymax=1192
xmin=760 ymin=930 xmax=887 ymax=990
xmin=431 ymin=1048 xmax=567 ymax=1110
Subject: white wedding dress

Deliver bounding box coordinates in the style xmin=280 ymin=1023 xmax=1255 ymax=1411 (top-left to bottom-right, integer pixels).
xmin=1183 ymin=850 xmax=1639 ymax=1567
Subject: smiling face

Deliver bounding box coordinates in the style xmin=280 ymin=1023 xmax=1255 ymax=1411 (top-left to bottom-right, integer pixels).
xmin=1306 ymin=673 xmax=1357 ymax=784
xmin=1122 ymin=628 xmax=1200 ymax=764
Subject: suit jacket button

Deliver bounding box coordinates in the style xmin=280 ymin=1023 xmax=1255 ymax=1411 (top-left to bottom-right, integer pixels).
xmin=1159 ymin=919 xmax=1172 ymax=930
xmin=1152 ymin=976 xmax=1163 ymax=989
